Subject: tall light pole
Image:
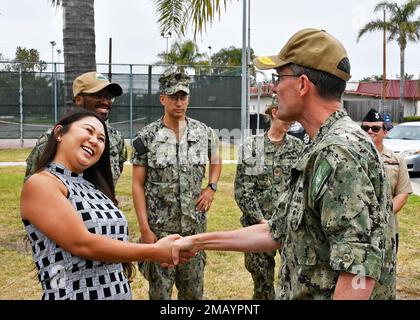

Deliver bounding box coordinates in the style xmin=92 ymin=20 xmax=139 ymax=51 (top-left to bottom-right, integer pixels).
xmin=241 ymin=0 xmax=249 ymax=144
xmin=56 ymin=49 xmax=62 ymax=73
xmin=50 ymin=41 xmax=57 ymax=123
xmin=207 ymin=46 xmax=212 ymax=66
xmin=50 ymin=41 xmax=56 ymax=70
xmin=382 ymin=9 xmax=387 ymax=115
xmin=161 ymin=32 xmax=172 ymax=64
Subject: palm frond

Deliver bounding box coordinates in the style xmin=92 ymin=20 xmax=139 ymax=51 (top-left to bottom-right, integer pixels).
xmin=374 ymin=1 xmax=399 ymax=14
xmin=156 ymin=0 xmax=231 ymax=39
xmin=154 ymin=0 xmax=185 ymax=36
xmin=357 ymin=20 xmax=387 ymax=41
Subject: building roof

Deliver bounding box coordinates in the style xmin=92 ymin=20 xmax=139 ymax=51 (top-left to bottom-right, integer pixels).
xmin=249 ymin=83 xmax=274 ymax=97
xmin=346 ymin=80 xmax=420 ymax=100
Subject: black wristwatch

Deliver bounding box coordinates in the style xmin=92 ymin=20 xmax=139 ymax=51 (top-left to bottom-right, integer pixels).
xmin=207 ymin=183 xmax=217 ymax=192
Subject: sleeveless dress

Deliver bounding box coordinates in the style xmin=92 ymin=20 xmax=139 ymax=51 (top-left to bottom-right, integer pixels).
xmin=22 ymin=162 xmax=132 ymax=300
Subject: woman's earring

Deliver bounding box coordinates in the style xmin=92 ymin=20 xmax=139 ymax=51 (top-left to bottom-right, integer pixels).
xmin=57 ymin=137 xmax=61 ymax=142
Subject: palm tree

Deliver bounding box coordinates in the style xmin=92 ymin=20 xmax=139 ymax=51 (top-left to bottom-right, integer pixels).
xmin=154 ymin=0 xmax=231 ymax=38
xmin=357 ymin=0 xmax=420 ymax=122
xmin=50 ymin=0 xmax=232 ymax=110
xmin=211 ymin=46 xmax=255 ymax=76
xmin=50 ymin=0 xmax=96 ymax=112
xmin=156 ymin=40 xmax=207 ymax=74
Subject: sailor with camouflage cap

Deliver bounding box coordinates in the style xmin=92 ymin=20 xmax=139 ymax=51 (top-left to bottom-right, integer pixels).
xmin=131 ymin=66 xmax=222 ymax=300
xmin=25 ymin=71 xmax=127 ymax=186
xmin=234 ymin=101 xmax=304 ymax=300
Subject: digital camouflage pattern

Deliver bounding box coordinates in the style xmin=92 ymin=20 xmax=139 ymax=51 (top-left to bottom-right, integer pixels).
xmin=131 ymin=117 xmax=218 ymax=299
xmin=159 ymin=66 xmax=191 ymax=95
xmin=270 ymin=110 xmax=397 ymax=299
xmin=269 ymin=110 xmax=396 ymax=300
xmin=25 ymin=124 xmax=127 ymax=186
xmin=235 ymin=132 xmax=304 ymax=299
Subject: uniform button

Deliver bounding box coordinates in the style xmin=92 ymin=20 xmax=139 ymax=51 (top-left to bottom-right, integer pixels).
xmin=343 ymin=253 xmax=351 ymax=262
xmin=274 ymin=167 xmax=281 ymax=176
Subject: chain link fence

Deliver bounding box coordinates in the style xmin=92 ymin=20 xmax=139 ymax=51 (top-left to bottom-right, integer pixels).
xmin=0 ymin=62 xmax=243 ymax=144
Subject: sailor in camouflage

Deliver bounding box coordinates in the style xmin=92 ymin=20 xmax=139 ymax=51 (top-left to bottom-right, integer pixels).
xmin=234 ymin=103 xmax=303 ymax=299
xmin=25 ymin=71 xmax=127 ymax=186
xmin=131 ymin=66 xmax=222 ymax=300
xmin=269 ymin=110 xmax=396 ymax=299
xmin=172 ymin=28 xmax=396 ymax=300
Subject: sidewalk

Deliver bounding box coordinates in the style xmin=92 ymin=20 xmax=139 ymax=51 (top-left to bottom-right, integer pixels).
xmin=0 ymin=139 xmax=37 ymax=148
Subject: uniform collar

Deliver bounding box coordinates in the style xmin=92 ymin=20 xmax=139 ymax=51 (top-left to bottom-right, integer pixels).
xmin=156 ymin=117 xmax=194 ymax=143
xmin=381 ymin=145 xmax=393 ymax=159
xmin=311 ymin=109 xmax=348 ymax=146
xmin=293 ymin=109 xmax=348 ymax=172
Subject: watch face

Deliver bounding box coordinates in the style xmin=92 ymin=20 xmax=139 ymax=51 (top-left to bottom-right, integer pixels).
xmin=209 ymin=183 xmax=217 ymax=191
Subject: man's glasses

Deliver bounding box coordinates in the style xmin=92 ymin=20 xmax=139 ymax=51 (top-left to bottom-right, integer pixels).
xmin=81 ymin=92 xmax=116 ymax=102
xmin=272 ymin=73 xmax=300 ymax=86
xmin=167 ymin=94 xmax=189 ymax=102
xmin=361 ymin=125 xmax=383 ymax=133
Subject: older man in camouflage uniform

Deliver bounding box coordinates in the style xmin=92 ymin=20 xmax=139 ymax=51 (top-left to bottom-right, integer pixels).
xmin=131 ymin=67 xmax=222 ymax=300
xmin=173 ymin=28 xmax=396 ymax=300
xmin=25 ymin=71 xmax=127 ymax=186
xmin=234 ymin=102 xmax=303 ymax=299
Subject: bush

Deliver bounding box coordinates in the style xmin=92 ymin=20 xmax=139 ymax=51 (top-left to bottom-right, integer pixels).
xmin=403 ymin=116 xmax=420 ymax=122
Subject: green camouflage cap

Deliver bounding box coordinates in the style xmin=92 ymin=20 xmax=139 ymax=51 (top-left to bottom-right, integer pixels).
xmin=159 ymin=67 xmax=191 ymax=95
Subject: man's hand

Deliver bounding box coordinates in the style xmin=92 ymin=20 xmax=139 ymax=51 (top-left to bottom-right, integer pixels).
xmin=172 ymin=236 xmax=198 ymax=266
xmin=140 ymin=229 xmax=157 ymax=244
xmin=195 ymin=187 xmax=215 ymax=212
xmin=154 ymin=234 xmax=182 ymax=267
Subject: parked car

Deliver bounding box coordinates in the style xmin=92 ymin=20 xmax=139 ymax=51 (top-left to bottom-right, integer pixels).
xmin=383 ymin=121 xmax=420 ymax=173
xmin=288 ymin=122 xmax=311 ymax=145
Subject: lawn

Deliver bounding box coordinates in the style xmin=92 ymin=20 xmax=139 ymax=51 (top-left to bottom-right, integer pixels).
xmin=0 ymin=149 xmax=418 ymax=300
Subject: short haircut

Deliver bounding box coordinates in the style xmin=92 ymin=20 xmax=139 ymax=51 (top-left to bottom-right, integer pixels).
xmin=289 ymin=58 xmax=350 ymax=101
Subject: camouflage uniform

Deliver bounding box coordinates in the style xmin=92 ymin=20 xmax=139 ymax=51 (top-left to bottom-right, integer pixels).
xmin=234 ymin=132 xmax=303 ymax=299
xmin=269 ymin=110 xmax=396 ymax=300
xmin=25 ymin=124 xmax=127 ymax=186
xmin=131 ymin=117 xmax=218 ymax=300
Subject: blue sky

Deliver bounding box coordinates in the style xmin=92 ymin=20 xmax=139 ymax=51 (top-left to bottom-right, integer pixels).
xmin=0 ymin=0 xmax=419 ymax=81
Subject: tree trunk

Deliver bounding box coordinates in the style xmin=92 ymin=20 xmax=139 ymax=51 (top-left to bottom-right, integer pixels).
xmin=62 ymin=0 xmax=96 ymax=114
xmin=399 ymin=46 xmax=405 ymax=123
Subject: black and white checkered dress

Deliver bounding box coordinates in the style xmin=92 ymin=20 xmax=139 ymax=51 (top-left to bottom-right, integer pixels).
xmin=23 ymin=162 xmax=132 ymax=300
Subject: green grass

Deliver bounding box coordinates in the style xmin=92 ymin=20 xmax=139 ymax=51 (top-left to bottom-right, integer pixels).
xmin=0 ymin=143 xmax=238 ymax=162
xmin=0 ymin=151 xmax=419 ymax=299
xmin=0 ymin=148 xmax=32 ymax=162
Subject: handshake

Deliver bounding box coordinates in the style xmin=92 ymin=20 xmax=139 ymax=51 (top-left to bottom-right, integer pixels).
xmin=148 ymin=233 xmax=199 ymax=268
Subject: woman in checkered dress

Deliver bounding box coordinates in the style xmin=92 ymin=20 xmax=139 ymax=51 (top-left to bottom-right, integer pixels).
xmin=21 ymin=109 xmax=193 ymax=300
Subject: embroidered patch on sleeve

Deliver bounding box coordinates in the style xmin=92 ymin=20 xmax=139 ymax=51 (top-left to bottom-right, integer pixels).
xmin=310 ymin=158 xmax=333 ymax=205
xmin=133 ymin=137 xmax=147 ymax=156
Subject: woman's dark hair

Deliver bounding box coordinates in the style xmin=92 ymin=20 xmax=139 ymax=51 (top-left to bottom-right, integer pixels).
xmin=35 ymin=109 xmax=117 ymax=205
xmin=33 ymin=109 xmax=136 ymax=280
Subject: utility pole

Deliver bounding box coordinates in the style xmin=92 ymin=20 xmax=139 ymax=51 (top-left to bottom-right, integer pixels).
xmin=382 ymin=9 xmax=387 ymax=114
